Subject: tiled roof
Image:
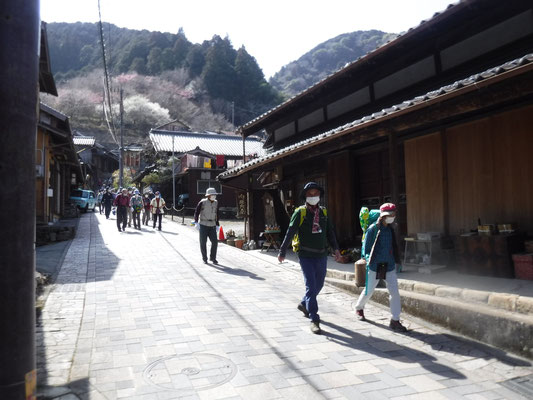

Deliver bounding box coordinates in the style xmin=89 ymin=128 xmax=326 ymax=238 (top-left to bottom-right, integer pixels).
xmin=238 ymin=1 xmax=462 ymax=133
xmin=73 ymin=136 xmax=96 ymax=146
xmin=149 ymin=130 xmax=265 ymax=157
xmin=219 ymin=53 xmax=533 ymax=180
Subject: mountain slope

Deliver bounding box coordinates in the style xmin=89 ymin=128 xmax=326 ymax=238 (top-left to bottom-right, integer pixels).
xmin=269 ymin=30 xmax=396 ymax=97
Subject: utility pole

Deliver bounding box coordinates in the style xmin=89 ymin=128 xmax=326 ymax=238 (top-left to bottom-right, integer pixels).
xmin=172 ymin=134 xmax=175 ymax=221
xmin=0 ymin=1 xmax=39 ymax=398
xmin=231 ymin=101 xmax=235 ymax=127
xmin=119 ymin=88 xmax=124 ymax=188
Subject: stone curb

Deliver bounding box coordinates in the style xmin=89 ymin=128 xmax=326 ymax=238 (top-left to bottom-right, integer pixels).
xmin=325 ymin=269 xmax=533 ymax=317
xmin=324 ymin=277 xmax=533 ymax=359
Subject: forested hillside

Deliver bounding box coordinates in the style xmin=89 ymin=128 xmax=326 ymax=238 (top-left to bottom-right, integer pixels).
xmin=269 ymin=30 xmax=396 ymax=97
xmin=46 ymin=22 xmax=283 ymax=130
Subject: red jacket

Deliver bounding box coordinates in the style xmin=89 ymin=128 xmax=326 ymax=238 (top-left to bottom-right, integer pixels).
xmin=113 ymin=194 xmax=130 ymax=207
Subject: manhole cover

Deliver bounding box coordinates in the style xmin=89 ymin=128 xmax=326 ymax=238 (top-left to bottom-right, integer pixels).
xmin=501 ymin=374 xmax=533 ymax=398
xmin=143 ymin=353 xmax=237 ymax=393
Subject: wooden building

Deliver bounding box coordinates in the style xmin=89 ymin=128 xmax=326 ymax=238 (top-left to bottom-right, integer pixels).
xmin=219 ymin=0 xmax=533 ymax=275
xmin=149 ymin=130 xmax=264 ymax=214
xmin=37 ymin=23 xmax=83 ymax=223
xmin=73 ymin=134 xmax=119 ymax=189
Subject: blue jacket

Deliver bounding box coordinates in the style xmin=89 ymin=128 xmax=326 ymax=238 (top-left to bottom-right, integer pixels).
xmin=362 ymin=223 xmax=400 ymax=272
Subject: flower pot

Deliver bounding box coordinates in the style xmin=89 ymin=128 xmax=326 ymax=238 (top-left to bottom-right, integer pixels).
xmin=227 ymin=238 xmax=235 ymax=247
xmin=235 ymin=239 xmax=244 ymax=249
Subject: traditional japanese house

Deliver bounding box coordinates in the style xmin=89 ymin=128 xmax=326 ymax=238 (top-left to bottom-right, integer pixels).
xmin=149 ymin=129 xmax=264 ymax=215
xmin=73 ymin=133 xmax=119 ymax=189
xmin=218 ymin=0 xmax=533 ymax=277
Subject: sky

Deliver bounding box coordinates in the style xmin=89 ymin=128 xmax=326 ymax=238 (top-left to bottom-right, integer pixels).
xmin=41 ymin=0 xmax=454 ymax=79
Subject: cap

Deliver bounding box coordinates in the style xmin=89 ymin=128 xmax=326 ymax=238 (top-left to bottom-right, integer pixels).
xmin=380 ymin=203 xmax=397 ymax=216
xmin=205 ymin=188 xmax=218 ymax=196
xmin=300 ymin=182 xmax=324 ymax=199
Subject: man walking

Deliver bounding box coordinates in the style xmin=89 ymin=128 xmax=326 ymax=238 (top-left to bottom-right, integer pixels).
xmin=354 ymin=202 xmax=407 ymax=332
xmin=113 ymin=188 xmax=130 ymax=232
xmin=142 ymin=193 xmax=151 ymax=226
xmin=130 ymin=189 xmax=143 ymax=230
xmin=150 ymin=191 xmax=165 ymax=231
xmin=194 ymin=188 xmax=219 ymax=264
xmin=278 ymin=182 xmax=341 ymax=334
xmin=101 ymin=188 xmax=114 ymax=219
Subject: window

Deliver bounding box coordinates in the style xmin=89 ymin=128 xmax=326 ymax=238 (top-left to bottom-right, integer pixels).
xmin=197 ymin=180 xmax=222 ymax=195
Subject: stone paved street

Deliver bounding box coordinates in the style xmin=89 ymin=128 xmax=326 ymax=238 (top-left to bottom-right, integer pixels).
xmin=37 ymin=213 xmax=532 ymax=400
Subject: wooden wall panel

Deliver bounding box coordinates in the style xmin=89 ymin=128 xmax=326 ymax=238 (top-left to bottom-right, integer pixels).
xmin=404 ymin=132 xmax=445 ymax=235
xmin=446 ymin=106 xmax=533 ymax=235
xmin=327 ymin=151 xmax=355 ymax=247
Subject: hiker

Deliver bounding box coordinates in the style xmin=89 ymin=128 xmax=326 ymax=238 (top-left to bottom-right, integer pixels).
xmin=113 ymin=188 xmax=130 ymax=232
xmin=354 ymin=202 xmax=407 ymax=332
xmin=101 ymin=188 xmax=114 ymax=219
xmin=150 ymin=191 xmax=165 ymax=231
xmin=194 ymin=188 xmax=219 ymax=264
xmin=130 ymin=189 xmax=143 ymax=230
xmin=278 ymin=182 xmax=341 ymax=334
xmin=97 ymin=190 xmax=103 ymax=214
xmin=127 ymin=188 xmax=133 ymax=227
xmin=142 ymin=193 xmax=151 ymax=225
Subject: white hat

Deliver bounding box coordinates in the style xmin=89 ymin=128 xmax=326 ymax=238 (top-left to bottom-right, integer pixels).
xmin=205 ymin=188 xmax=217 ymax=196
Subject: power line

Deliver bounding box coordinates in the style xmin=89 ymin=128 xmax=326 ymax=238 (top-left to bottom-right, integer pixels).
xmin=97 ymin=0 xmax=118 ymax=144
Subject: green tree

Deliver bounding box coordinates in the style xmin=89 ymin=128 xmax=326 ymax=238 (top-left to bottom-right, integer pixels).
xmin=147 ymin=47 xmax=162 ymax=75
xmin=160 ymin=48 xmax=175 ymax=71
xmin=130 ymin=57 xmax=147 ymax=75
xmin=173 ymin=28 xmax=192 ymax=68
xmin=201 ymin=35 xmax=238 ymax=101
xmin=184 ymin=44 xmax=205 ymax=77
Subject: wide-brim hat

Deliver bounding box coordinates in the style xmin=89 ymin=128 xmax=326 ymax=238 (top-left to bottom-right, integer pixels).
xmin=205 ymin=187 xmax=218 ymax=196
xmin=300 ymin=182 xmax=324 ymax=199
xmin=380 ymin=202 xmax=397 ymax=216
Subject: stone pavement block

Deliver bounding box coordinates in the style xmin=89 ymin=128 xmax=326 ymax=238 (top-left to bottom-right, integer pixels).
xmin=399 ymin=374 xmax=447 ymax=392
xmin=234 ymin=382 xmax=280 ymax=399
xmin=488 ymin=293 xmax=518 ymax=312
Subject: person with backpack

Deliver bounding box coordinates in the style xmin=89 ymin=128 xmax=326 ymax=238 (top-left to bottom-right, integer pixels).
xmin=278 ymin=182 xmax=341 ymax=334
xmin=194 ymin=188 xmax=220 ymax=264
xmin=142 ymin=193 xmax=151 ymax=226
xmin=150 ymin=191 xmax=165 ymax=231
xmin=354 ymin=202 xmax=407 ymax=332
xmin=113 ymin=188 xmax=130 ymax=232
xmin=130 ymin=189 xmax=143 ymax=230
xmin=101 ymin=188 xmax=114 ymax=219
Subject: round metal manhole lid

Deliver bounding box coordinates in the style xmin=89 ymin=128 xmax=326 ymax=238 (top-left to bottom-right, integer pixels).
xmin=143 ymin=353 xmax=237 ymax=393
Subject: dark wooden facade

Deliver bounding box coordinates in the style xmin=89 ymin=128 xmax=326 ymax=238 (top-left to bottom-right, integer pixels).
xmin=219 ymin=0 xmax=533 ymax=260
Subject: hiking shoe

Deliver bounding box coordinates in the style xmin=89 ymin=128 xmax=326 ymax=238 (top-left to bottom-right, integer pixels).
xmin=356 ymin=309 xmax=366 ymax=321
xmin=297 ymin=303 xmax=310 ymax=318
xmin=310 ymin=321 xmax=321 ymax=334
xmin=203 ymin=259 xmax=208 ymax=264
xmin=389 ymin=319 xmax=407 ymax=332
xmin=210 ymin=259 xmax=219 ymax=265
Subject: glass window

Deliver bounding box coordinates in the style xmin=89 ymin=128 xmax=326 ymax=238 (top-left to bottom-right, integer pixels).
xmin=197 ymin=180 xmax=222 ymax=194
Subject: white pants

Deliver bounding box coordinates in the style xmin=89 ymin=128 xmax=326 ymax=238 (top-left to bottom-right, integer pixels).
xmin=355 ymin=267 xmax=402 ymax=320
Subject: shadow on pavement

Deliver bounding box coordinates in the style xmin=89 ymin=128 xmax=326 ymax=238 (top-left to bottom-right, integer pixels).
xmin=358 ymin=318 xmax=531 ymax=367
xmin=208 ymin=263 xmax=265 ymax=280
xmin=320 ymin=320 xmax=467 ymax=380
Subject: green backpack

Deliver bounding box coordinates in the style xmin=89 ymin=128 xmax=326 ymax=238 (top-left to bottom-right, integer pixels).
xmin=291 ymin=205 xmax=328 ymax=252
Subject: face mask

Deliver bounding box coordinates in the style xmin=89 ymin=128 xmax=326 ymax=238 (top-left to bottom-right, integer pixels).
xmin=209 ymin=195 xmax=216 ymax=201
xmin=306 ymin=196 xmax=320 ymax=206
xmin=156 ymin=194 xmax=160 ymax=198
xmin=385 ymin=216 xmax=395 ymax=224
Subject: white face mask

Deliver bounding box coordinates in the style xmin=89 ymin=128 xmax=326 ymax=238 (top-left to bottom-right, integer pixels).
xmin=306 ymin=196 xmax=320 ymax=206
xmin=385 ymin=216 xmax=395 ymax=224
xmin=209 ymin=195 xmax=216 ymax=201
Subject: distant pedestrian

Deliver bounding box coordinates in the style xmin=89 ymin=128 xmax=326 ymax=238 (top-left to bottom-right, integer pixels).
xmin=150 ymin=191 xmax=165 ymax=231
xmin=354 ymin=203 xmax=407 ymax=332
xmin=194 ymin=188 xmax=220 ymax=264
xmin=127 ymin=188 xmax=133 ymax=227
xmin=278 ymin=182 xmax=341 ymax=334
xmin=130 ymin=189 xmax=143 ymax=230
xmin=113 ymin=188 xmax=129 ymax=232
xmin=142 ymin=193 xmax=151 ymax=225
xmin=101 ymin=188 xmax=114 ymax=219
xmin=97 ymin=190 xmax=103 ymax=214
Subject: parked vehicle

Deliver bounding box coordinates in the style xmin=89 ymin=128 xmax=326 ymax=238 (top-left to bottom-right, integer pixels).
xmin=70 ymin=189 xmax=96 ymax=212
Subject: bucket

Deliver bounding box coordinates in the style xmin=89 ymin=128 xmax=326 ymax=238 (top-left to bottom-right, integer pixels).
xmin=355 ymin=259 xmax=366 ymax=287
xmin=235 ymin=239 xmax=244 ymax=249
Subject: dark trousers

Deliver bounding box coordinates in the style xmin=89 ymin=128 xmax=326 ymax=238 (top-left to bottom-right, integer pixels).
xmin=199 ymin=224 xmax=218 ymax=261
xmin=116 ymin=206 xmax=128 ymax=230
xmin=132 ymin=210 xmax=141 ymax=229
xmin=152 ymin=213 xmax=162 ymax=230
xmin=104 ymin=203 xmax=112 ymax=218
xmin=299 ymin=256 xmax=327 ymax=322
